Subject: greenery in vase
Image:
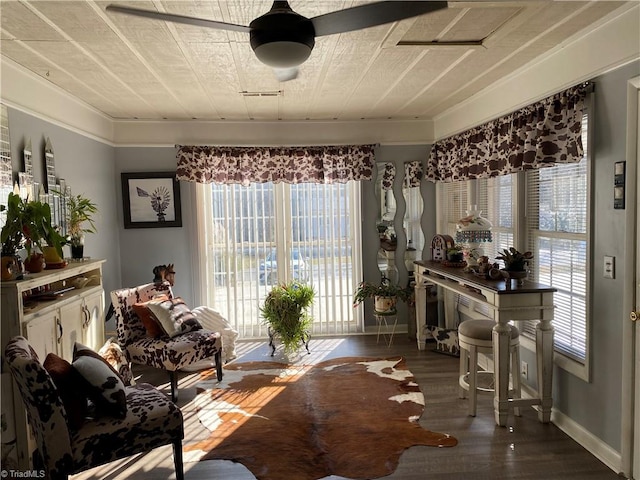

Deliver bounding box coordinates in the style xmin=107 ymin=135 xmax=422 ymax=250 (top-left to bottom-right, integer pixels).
xmin=496 ymin=247 xmax=533 ymax=272
xmin=0 ymin=192 xmax=66 ymax=258
xmin=352 ymin=278 xmax=410 ymax=307
xmin=54 ymin=190 xmax=98 ymax=246
xmin=261 ymin=281 xmax=314 ymax=355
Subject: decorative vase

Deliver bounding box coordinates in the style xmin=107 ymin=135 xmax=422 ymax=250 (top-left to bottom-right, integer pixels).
xmin=1 ymin=255 xmax=19 ymax=281
xmin=500 ymin=269 xmax=528 ymax=287
xmin=24 ymin=253 xmax=45 ymax=273
xmin=42 ymin=246 xmax=64 ymax=266
xmin=447 ymin=252 xmax=464 ymax=263
xmin=374 ymin=295 xmax=397 ymax=314
xmin=70 ymin=235 xmax=85 ymax=259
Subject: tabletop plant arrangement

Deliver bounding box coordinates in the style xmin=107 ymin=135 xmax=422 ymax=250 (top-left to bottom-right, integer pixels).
xmin=496 ymin=247 xmax=533 ymax=285
xmin=1 ymin=192 xmax=67 ymax=275
xmin=496 ymin=247 xmax=533 ymax=272
xmin=261 ymin=281 xmax=314 ymax=356
xmin=65 ymin=191 xmax=98 ymax=259
xmin=353 ymin=277 xmax=411 ymax=314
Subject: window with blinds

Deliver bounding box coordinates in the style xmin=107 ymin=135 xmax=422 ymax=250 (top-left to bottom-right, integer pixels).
xmin=525 ymin=156 xmax=588 ymax=361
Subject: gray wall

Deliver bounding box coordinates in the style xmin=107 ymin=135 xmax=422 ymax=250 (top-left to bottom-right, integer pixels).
xmin=519 ymin=60 xmax=639 ymax=451
xmin=114 ymin=147 xmax=196 ymax=310
xmin=6 ymin=108 xmax=121 ymax=311
xmin=361 ymin=145 xmax=435 ymax=329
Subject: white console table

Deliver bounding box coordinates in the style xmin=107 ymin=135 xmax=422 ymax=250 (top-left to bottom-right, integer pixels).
xmin=414 ymin=260 xmax=556 ymax=427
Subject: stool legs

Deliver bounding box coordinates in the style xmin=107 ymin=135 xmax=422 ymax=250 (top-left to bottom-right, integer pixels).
xmin=459 ymin=342 xmax=522 ymax=418
xmin=468 ymin=344 xmax=478 ymax=416
xmin=459 ymin=347 xmax=469 ymax=399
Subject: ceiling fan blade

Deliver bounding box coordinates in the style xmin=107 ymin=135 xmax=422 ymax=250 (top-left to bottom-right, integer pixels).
xmin=106 ymin=4 xmax=251 ymax=33
xmin=311 ymin=1 xmax=448 ymax=37
xmin=274 ymin=67 xmax=299 ymax=82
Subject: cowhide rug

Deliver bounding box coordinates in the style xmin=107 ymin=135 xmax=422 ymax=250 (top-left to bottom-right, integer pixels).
xmin=183 ymin=356 xmax=457 ymax=480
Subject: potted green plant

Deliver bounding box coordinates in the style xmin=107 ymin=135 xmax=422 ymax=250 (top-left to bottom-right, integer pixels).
xmin=261 ymin=281 xmax=314 ymax=355
xmin=496 ymin=247 xmax=533 ymax=285
xmin=353 ymin=278 xmax=410 ymax=314
xmin=65 ymin=192 xmax=98 ymax=259
xmin=446 ymin=245 xmax=464 ymax=263
xmin=496 ymin=247 xmax=533 ymax=272
xmin=1 ymin=193 xmax=26 ymax=279
xmin=0 ymin=193 xmax=67 ymax=272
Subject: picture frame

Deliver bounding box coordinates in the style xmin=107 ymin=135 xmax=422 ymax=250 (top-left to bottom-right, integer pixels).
xmin=121 ymin=171 xmax=182 ymax=229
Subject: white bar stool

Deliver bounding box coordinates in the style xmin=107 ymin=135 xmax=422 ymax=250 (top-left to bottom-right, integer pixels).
xmin=458 ymin=319 xmax=521 ymax=417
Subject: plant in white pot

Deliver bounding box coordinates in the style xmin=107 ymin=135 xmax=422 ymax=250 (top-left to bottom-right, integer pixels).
xmin=353 ymin=278 xmax=410 ymax=314
xmin=61 ymin=191 xmax=98 ymax=259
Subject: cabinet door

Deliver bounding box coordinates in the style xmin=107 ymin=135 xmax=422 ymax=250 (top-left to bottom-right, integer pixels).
xmin=59 ymin=300 xmax=84 ymax=361
xmin=82 ymin=290 xmax=104 ymax=351
xmin=24 ymin=313 xmax=57 ymax=361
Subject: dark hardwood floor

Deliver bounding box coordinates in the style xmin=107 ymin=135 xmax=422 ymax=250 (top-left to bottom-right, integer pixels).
xmin=75 ymin=334 xmax=622 ymax=480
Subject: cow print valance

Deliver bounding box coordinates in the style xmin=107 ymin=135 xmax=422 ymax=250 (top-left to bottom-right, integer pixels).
xmin=425 ymin=84 xmax=590 ymax=183
xmin=403 ymin=161 xmax=423 ymax=189
xmin=176 ymin=144 xmax=375 ymax=185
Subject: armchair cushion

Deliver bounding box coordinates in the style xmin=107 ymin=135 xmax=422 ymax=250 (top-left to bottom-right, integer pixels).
xmin=69 ymin=383 xmax=183 ymax=474
xmin=126 ymin=329 xmax=221 ymax=371
xmin=73 ymin=343 xmax=127 ymax=419
xmin=147 ymin=297 xmax=203 ymax=337
xmin=133 ymin=294 xmax=170 ymax=338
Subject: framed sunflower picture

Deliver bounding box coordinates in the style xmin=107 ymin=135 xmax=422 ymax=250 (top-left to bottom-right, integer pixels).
xmin=121 ymin=171 xmax=182 ymax=228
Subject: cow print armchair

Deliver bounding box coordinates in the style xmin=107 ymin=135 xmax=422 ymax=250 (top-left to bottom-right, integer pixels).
xmin=110 ymin=282 xmax=223 ymax=402
xmin=4 ymin=336 xmax=184 ymax=480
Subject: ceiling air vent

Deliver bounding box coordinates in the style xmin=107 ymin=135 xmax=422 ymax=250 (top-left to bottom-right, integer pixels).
xmin=240 ymin=90 xmax=283 ymax=97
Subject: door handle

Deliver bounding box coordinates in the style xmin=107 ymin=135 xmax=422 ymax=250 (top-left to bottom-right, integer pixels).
xmin=631 ymin=311 xmax=640 ymax=322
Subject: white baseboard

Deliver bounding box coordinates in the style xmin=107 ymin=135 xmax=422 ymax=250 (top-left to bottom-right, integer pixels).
xmin=478 ymin=354 xmax=623 ymax=476
xmin=550 ymin=406 xmax=622 ymax=476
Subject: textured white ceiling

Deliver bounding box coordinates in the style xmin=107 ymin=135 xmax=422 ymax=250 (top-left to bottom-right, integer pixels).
xmin=0 ymin=1 xmax=631 ymax=123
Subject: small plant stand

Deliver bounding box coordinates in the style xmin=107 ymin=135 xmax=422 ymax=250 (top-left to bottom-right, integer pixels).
xmin=374 ymin=309 xmax=398 ymax=347
xmin=268 ymin=326 xmax=311 ymax=356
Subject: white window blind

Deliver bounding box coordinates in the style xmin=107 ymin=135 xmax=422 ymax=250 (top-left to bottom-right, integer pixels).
xmin=201 ymin=181 xmax=363 ymax=338
xmin=438 ymin=181 xmax=468 ymax=238
xmin=480 ymin=175 xmax=514 ymax=262
xmin=524 ymin=113 xmax=589 ymax=361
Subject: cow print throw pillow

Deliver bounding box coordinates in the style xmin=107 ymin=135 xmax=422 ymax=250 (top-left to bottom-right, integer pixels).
xmin=73 ymin=342 xmax=127 ymax=419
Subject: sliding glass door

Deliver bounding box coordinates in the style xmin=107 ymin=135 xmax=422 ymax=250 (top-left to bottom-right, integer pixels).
xmin=194 ymin=181 xmax=363 ymax=338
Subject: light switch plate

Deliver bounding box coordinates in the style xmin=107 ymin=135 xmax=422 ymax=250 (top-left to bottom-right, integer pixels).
xmin=604 ymin=256 xmax=615 ymax=279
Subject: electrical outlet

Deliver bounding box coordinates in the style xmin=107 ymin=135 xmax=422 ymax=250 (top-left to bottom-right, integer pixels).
xmin=520 ymin=361 xmax=528 ymax=379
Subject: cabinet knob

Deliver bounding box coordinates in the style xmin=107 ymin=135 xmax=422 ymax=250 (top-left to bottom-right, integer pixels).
xmin=631 ymin=311 xmax=640 ymax=322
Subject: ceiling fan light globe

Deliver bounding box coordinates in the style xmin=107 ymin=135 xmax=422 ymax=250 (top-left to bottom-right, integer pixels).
xmin=253 ymin=41 xmax=312 ymax=68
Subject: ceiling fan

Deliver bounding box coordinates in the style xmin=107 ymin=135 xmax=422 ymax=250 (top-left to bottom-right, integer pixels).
xmin=106 ymin=1 xmax=448 ymax=81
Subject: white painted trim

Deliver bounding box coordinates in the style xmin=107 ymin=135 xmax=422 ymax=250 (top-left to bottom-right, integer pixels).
xmin=620 ymin=75 xmax=640 ymax=480
xmin=434 ymin=3 xmax=640 ymax=141
xmin=110 ymin=118 xmax=435 ymax=146
xmin=551 ymin=407 xmax=623 ymax=476
xmin=0 ymin=57 xmax=114 ymax=144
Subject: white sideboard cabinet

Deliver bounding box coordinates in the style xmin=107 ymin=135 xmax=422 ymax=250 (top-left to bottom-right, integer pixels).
xmin=1 ymin=259 xmax=106 ymax=469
